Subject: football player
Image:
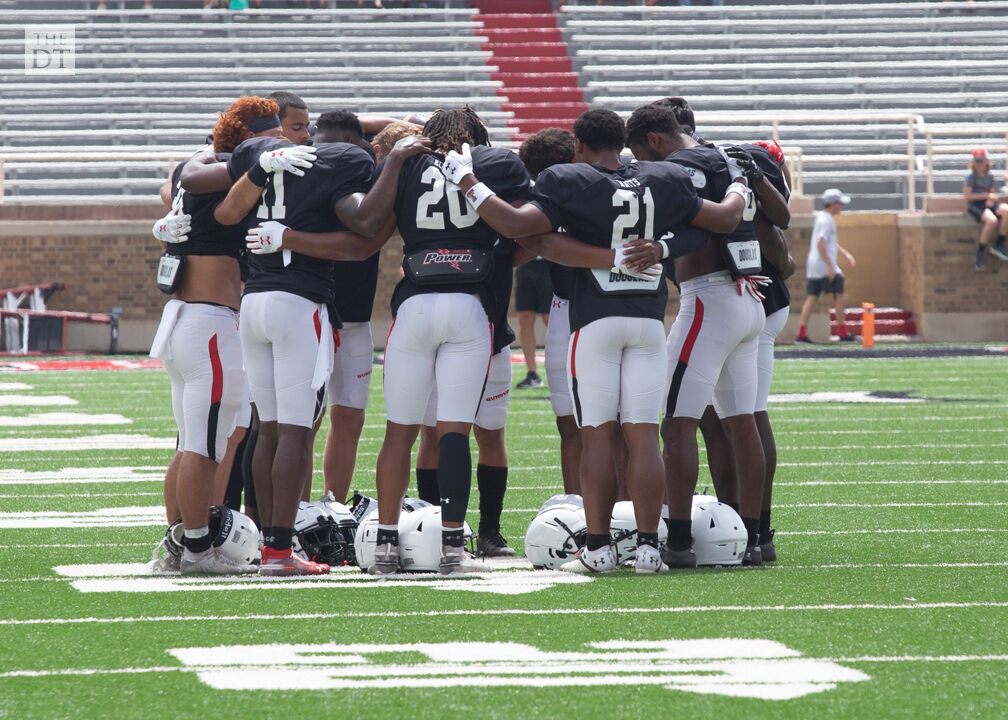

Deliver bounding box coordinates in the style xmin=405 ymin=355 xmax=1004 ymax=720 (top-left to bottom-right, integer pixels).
xmin=517 ymin=128 xmax=581 ymax=495
xmin=266 ymin=91 xmax=311 ymax=147
xmin=441 ymin=107 xmax=747 ymax=574
xmin=367 ymin=107 xmax=530 ymax=575
xmin=413 ymin=231 xmax=529 ymax=558
xmin=652 ymin=98 xmax=795 ymax=563
xmin=625 ymin=102 xmax=785 ymax=567
xmin=182 ymin=114 xmax=428 ymax=576
xmin=147 ymin=96 xmax=286 ymax=574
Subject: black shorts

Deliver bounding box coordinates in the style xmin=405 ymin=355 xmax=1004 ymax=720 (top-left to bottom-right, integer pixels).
xmin=515 ymin=258 xmax=553 ymax=314
xmin=967 ymin=203 xmax=988 ymax=222
xmin=806 ymin=275 xmax=844 ymax=296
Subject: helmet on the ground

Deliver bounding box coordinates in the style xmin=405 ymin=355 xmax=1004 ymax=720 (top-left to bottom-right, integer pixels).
xmin=610 ymin=500 xmax=668 ymax=564
xmin=691 ymin=496 xmax=746 ymax=566
xmin=537 ymin=493 xmax=584 ymax=514
xmin=398 ymin=504 xmax=471 ymax=572
xmin=354 ymin=502 xmax=470 ymax=572
xmin=293 ymin=493 xmax=358 ymax=566
xmin=354 ymin=511 xmax=380 ymax=570
xmin=208 ymin=505 xmax=260 ymax=565
xmin=524 ymin=501 xmax=587 ymax=569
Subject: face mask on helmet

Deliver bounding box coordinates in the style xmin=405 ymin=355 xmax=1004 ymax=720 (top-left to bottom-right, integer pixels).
xmin=208 ymin=505 xmax=260 ymax=566
xmin=609 ymin=500 xmax=668 ymax=565
xmin=524 ymin=502 xmax=587 ymax=569
xmin=294 ymin=496 xmax=358 ymax=566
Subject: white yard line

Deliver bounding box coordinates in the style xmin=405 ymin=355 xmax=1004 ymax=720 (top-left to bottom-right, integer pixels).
xmin=3 ymin=600 xmax=1008 ymax=626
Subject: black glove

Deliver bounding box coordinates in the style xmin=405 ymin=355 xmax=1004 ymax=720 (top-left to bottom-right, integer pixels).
xmin=725 ymin=145 xmax=764 ymax=186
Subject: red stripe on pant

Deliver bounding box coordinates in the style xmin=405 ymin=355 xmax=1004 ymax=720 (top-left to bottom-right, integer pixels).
xmin=206 ymin=333 xmax=222 ymax=460
xmin=666 ymin=296 xmax=704 ymax=417
xmin=569 ymin=328 xmax=582 ymax=426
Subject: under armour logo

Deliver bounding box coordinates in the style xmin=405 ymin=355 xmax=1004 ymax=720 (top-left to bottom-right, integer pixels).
xmin=440 ymin=497 xmax=450 ymax=505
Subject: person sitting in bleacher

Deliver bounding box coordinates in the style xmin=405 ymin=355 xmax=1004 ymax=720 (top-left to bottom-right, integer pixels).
xmin=963 ymin=147 xmax=1008 ymax=270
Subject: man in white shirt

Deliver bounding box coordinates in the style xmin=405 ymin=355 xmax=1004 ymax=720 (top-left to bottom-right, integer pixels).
xmin=795 ymin=188 xmax=857 ymax=343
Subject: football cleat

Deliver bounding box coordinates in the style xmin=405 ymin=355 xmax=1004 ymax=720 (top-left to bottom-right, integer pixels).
xmin=180 ymin=547 xmax=257 ymax=575
xmin=439 ymin=544 xmax=492 ymax=575
xmin=759 ymin=529 xmax=777 ymax=563
xmin=259 ymin=547 xmax=330 ymax=576
xmin=795 ymin=336 xmax=814 ymax=344
xmin=838 ymin=334 xmax=858 ymax=343
xmin=559 ymin=546 xmax=617 ymax=574
xmin=476 ymin=531 xmax=516 ymax=558
xmin=633 ymin=544 xmax=668 ymax=574
xmin=661 ymin=546 xmax=697 ymax=569
xmin=742 ymin=545 xmax=763 ymax=567
xmin=368 ymin=541 xmax=400 ymax=576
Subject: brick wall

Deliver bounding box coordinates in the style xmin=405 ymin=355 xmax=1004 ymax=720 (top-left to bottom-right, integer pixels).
xmin=2 ymin=204 xmax=1007 ymax=351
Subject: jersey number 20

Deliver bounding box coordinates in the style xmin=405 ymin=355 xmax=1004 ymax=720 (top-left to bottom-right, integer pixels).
xmin=415 ymin=165 xmax=479 ymax=230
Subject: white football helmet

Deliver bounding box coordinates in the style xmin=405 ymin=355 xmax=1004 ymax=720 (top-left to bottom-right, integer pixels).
xmin=524 ymin=500 xmax=587 ymax=569
xmin=354 ymin=502 xmax=471 ymax=573
xmin=354 ymin=511 xmax=380 ymax=570
xmin=398 ymin=504 xmax=472 ymax=572
xmin=609 ymin=500 xmax=668 ymax=565
xmin=293 ymin=493 xmax=359 ymax=566
xmin=537 ymin=493 xmax=584 ymax=514
xmin=691 ymin=495 xmax=746 ymax=566
xmin=209 ymin=505 xmax=260 ymax=565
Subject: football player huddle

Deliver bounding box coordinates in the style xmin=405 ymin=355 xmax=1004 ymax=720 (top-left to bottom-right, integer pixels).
xmin=147 ymin=90 xmax=793 ymax=578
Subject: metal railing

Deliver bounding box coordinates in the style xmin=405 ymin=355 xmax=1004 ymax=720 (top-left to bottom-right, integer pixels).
xmin=3 ymin=114 xmax=1008 ymax=209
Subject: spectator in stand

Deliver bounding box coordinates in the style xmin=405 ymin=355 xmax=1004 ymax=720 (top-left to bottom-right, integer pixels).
xmin=796 ymin=188 xmax=856 ymax=343
xmin=962 ymin=147 xmax=1008 ymax=270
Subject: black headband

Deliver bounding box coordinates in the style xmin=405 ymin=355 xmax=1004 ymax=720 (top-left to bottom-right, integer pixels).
xmin=248 ymin=115 xmax=281 ymax=133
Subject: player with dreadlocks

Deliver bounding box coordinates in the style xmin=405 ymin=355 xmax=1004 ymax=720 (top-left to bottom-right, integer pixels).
xmin=360 ymin=105 xmax=522 ymax=575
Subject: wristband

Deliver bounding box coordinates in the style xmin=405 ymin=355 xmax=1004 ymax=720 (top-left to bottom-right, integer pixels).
xmin=463 ymin=182 xmax=496 ymax=209
xmin=246 ymin=163 xmax=269 ymax=187
xmin=725 ymin=181 xmax=748 ymax=201
xmin=657 ymin=239 xmax=670 ymax=259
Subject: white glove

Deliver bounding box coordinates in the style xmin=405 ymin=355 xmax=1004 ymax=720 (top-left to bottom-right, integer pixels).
xmin=246 ymin=221 xmax=288 ymax=254
xmin=736 ymin=274 xmax=772 ymax=301
xmin=613 ymin=244 xmax=662 ymax=280
xmin=152 ymin=211 xmax=191 ymax=244
xmin=718 ymin=145 xmax=744 ymax=182
xmin=258 ymin=145 xmax=317 ymax=177
xmin=441 ymin=142 xmax=475 ymax=185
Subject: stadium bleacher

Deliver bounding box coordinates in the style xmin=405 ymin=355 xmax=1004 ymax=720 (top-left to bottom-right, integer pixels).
xmin=2 ymin=0 xmax=1008 ymax=208
xmin=558 ymin=1 xmax=1008 ymax=209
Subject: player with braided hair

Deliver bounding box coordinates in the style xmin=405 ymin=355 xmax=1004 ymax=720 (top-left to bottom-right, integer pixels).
xmin=422 ymin=105 xmax=490 ymax=154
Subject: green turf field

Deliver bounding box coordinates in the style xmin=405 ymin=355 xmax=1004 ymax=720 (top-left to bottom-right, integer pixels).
xmin=1 ymin=350 xmax=1007 ymax=719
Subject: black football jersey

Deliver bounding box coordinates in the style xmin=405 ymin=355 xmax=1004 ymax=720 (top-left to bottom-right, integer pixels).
xmin=529 ymin=160 xmax=702 ymax=331
xmin=168 ymin=158 xmax=244 ymax=258
xmin=331 ymin=255 xmax=379 ymax=323
xmin=549 ymin=262 xmax=571 ymax=301
xmin=740 ymin=143 xmax=791 ymax=315
xmin=389 ymin=145 xmax=530 ymax=316
xmin=489 ymin=237 xmax=517 ymax=353
xmin=666 ymin=143 xmax=764 ymax=277
xmin=227 ymin=137 xmax=374 ymax=305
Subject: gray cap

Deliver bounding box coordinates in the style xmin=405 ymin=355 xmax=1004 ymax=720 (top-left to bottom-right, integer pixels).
xmin=821 ymin=188 xmax=851 ymax=206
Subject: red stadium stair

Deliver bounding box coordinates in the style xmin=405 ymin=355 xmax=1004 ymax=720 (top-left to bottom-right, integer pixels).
xmin=830 ymin=307 xmax=918 ymax=338
xmin=471 ymin=0 xmax=588 ymax=142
